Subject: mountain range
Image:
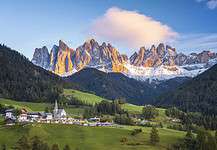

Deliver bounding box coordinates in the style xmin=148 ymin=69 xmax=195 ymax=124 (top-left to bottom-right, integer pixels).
xmin=1 ymin=43 xmax=217 ymax=117
xmin=32 ymin=39 xmax=217 ymax=81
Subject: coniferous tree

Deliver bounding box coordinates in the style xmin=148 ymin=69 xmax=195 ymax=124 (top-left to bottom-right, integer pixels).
xmin=215 ymin=130 xmax=217 ymax=144
xmin=184 ymin=130 xmax=196 ymax=150
xmin=143 ymin=105 xmax=159 ymax=120
xmin=13 ymin=135 xmax=31 ymax=150
xmin=206 ymin=133 xmax=217 ymax=150
xmin=63 ymin=145 xmax=71 ymax=150
xmin=1 ymin=144 xmax=6 ymax=150
xmin=196 ymin=130 xmax=206 ymax=150
xmin=40 ymin=143 xmax=50 ymax=150
xmin=51 ymin=144 xmax=59 ymax=150
xmin=31 ymin=136 xmax=41 ymax=150
xmin=150 ymin=126 xmax=160 ymax=145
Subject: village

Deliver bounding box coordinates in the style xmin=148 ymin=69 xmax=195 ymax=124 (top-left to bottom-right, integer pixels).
xmin=3 ymin=100 xmax=113 ymax=127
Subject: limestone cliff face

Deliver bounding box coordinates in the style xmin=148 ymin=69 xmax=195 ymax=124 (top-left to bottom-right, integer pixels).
xmin=75 ymin=39 xmax=128 ymax=73
xmin=54 ymin=40 xmax=74 ymax=75
xmin=50 ymin=45 xmax=59 ymax=71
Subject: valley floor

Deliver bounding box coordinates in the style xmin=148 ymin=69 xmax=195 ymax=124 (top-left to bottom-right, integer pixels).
xmin=0 ymin=123 xmax=185 ymax=150
xmin=0 ymin=90 xmax=186 ymax=150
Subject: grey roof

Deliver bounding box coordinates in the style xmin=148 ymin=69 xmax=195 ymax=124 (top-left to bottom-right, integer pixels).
xmin=5 ymin=109 xmax=14 ymax=112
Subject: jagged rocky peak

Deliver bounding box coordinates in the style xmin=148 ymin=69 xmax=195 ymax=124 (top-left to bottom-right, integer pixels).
xmin=32 ymin=46 xmax=50 ymax=69
xmin=130 ymin=43 xmax=177 ymax=67
xmin=59 ymin=40 xmax=73 ymax=52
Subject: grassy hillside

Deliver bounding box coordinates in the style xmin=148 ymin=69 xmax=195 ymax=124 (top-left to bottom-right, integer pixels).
xmin=0 ymin=98 xmax=84 ymax=116
xmin=0 ymin=98 xmax=50 ymax=112
xmin=64 ymin=89 xmax=166 ymax=118
xmin=0 ymin=123 xmax=185 ymax=150
xmin=0 ymin=90 xmax=168 ymax=122
xmin=64 ymin=89 xmax=145 ymax=114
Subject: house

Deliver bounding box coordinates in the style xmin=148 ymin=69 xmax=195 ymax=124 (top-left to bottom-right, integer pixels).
xmin=5 ymin=109 xmax=13 ymax=119
xmin=18 ymin=108 xmax=28 ymax=122
xmin=18 ymin=113 xmax=28 ymax=122
xmin=88 ymin=117 xmax=100 ymax=122
xmin=27 ymin=112 xmax=40 ymax=121
xmin=45 ymin=113 xmax=53 ymax=120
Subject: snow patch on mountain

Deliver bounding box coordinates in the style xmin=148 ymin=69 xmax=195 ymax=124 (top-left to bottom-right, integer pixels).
xmin=123 ymin=63 xmax=207 ymax=82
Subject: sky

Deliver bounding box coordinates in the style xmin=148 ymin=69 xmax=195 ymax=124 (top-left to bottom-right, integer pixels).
xmin=0 ymin=0 xmax=217 ymax=59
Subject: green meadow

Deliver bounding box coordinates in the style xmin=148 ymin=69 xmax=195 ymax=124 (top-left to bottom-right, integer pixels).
xmin=0 ymin=90 xmax=183 ymax=150
xmin=0 ymin=123 xmax=185 ymax=150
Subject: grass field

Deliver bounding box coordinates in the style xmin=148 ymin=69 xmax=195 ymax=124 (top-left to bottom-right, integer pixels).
xmin=0 ymin=98 xmax=84 ymax=116
xmin=0 ymin=98 xmax=50 ymax=112
xmin=0 ymin=123 xmax=185 ymax=150
xmin=63 ymin=89 xmax=167 ymax=120
xmin=64 ymin=89 xmax=146 ymax=114
xmin=0 ymin=90 xmax=168 ymax=122
xmin=0 ymin=91 xmax=185 ymax=149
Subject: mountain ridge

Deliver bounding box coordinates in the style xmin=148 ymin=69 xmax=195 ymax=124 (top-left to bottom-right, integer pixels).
xmin=32 ymin=39 xmax=217 ymax=81
xmin=64 ymin=67 xmax=190 ymax=104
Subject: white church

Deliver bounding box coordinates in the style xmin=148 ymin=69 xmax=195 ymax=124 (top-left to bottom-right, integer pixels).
xmin=53 ymin=100 xmax=67 ymax=119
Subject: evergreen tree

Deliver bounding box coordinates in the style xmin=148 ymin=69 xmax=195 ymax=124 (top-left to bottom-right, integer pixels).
xmin=13 ymin=135 xmax=31 ymax=150
xmin=51 ymin=144 xmax=59 ymax=150
xmin=40 ymin=143 xmax=50 ymax=150
xmin=31 ymin=136 xmax=41 ymax=150
xmin=206 ymin=133 xmax=217 ymax=150
xmin=143 ymin=105 xmax=159 ymax=120
xmin=1 ymin=144 xmax=6 ymax=150
xmin=63 ymin=144 xmax=71 ymax=150
xmin=184 ymin=130 xmax=196 ymax=150
xmin=150 ymin=126 xmax=160 ymax=145
xmin=196 ymin=130 xmax=206 ymax=150
xmin=215 ymin=130 xmax=217 ymax=144
xmin=31 ymin=136 xmax=50 ymax=150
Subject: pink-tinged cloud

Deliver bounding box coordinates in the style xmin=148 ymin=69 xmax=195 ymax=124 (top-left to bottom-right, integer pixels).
xmin=89 ymin=7 xmax=178 ymax=49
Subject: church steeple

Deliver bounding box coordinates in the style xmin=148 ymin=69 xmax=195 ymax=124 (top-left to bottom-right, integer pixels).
xmin=53 ymin=100 xmax=58 ymax=119
xmin=54 ymin=100 xmax=58 ymax=111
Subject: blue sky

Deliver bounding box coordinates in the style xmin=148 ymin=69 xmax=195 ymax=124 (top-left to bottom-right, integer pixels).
xmin=0 ymin=0 xmax=217 ymax=59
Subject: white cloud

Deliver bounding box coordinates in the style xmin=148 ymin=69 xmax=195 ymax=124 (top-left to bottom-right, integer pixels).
xmin=89 ymin=7 xmax=178 ymax=49
xmin=196 ymin=0 xmax=217 ymax=10
xmin=207 ymin=0 xmax=217 ymax=9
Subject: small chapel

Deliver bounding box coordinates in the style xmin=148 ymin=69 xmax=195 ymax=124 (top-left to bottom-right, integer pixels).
xmin=53 ymin=100 xmax=67 ymax=119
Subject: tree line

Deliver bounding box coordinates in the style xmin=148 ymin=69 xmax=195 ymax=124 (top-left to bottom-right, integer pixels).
xmin=1 ymin=135 xmax=72 ymax=150
xmin=168 ymin=130 xmax=217 ymax=150
xmin=166 ymin=107 xmax=217 ymax=130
